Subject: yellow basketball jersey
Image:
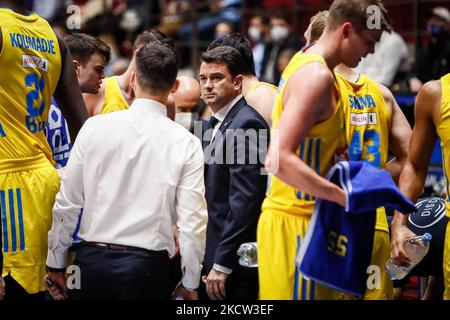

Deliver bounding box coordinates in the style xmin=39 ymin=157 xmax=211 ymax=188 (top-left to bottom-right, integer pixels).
xmin=337 ymin=73 xmax=390 ymax=168
xmin=247 ymin=81 xmax=278 ymax=95
xmin=437 ymin=73 xmax=450 ymax=217
xmin=336 ymin=72 xmax=391 ymax=231
xmin=100 ymin=76 xmax=129 ymax=114
xmin=0 ymin=9 xmax=61 ymax=165
xmin=262 ymin=53 xmax=347 ymax=216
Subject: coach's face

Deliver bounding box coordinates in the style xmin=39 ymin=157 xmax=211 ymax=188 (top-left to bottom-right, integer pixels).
xmin=199 ymin=61 xmax=242 ymax=112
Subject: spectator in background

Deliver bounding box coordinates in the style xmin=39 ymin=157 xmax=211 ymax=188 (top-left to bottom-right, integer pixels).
xmin=407 ymin=6 xmax=450 ymax=93
xmin=354 ymin=30 xmax=408 ymax=87
xmin=247 ymin=15 xmax=271 ymax=78
xmin=214 ymin=21 xmax=234 ymax=40
xmin=261 ymin=12 xmax=302 ymax=85
xmin=276 ymin=48 xmax=296 ymax=78
xmin=178 ymin=0 xmax=241 ymax=41
xmin=157 ymin=0 xmax=191 ymax=37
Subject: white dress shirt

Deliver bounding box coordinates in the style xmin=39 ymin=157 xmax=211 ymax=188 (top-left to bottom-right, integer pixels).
xmin=46 ymin=98 xmax=208 ymax=290
xmin=211 ymin=94 xmax=243 ymax=139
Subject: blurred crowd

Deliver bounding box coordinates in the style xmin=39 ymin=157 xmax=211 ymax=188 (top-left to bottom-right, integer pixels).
xmin=35 ymin=0 xmax=450 ymax=94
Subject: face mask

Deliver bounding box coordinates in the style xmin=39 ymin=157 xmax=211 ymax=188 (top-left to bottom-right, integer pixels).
xmin=270 ymin=26 xmax=289 ymax=42
xmin=175 ymin=112 xmax=198 ymax=131
xmin=214 ymin=33 xmax=226 ymax=40
xmin=427 ymin=24 xmax=446 ymax=37
xmin=248 ymin=26 xmax=262 ymax=41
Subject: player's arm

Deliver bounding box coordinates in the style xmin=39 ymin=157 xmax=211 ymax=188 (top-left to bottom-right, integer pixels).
xmin=246 ymin=84 xmax=276 ymax=125
xmin=53 ymin=35 xmax=88 ymax=141
xmin=391 ymin=80 xmax=441 ymax=266
xmin=265 ymin=63 xmax=346 ymax=206
xmin=379 ymin=84 xmax=412 ymax=183
xmin=83 ymin=84 xmax=105 ymax=117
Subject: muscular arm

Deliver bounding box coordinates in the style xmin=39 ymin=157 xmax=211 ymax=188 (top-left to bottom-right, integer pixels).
xmin=378 ymin=84 xmax=412 ymax=182
xmin=391 ymin=80 xmax=441 ymax=265
xmin=53 ymin=35 xmax=88 ymax=140
xmin=266 ymin=63 xmax=346 ymax=206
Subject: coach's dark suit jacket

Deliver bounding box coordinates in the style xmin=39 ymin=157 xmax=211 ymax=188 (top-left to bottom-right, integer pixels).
xmin=201 ymin=97 xmax=269 ymax=299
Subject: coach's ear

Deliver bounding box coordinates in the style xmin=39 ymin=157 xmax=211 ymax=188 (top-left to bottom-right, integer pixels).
xmin=130 ymin=70 xmax=137 ymax=91
xmin=72 ymin=60 xmax=81 ymax=76
xmin=171 ymin=78 xmax=180 ymax=93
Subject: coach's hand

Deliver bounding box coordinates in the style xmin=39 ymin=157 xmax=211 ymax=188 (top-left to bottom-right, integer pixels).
xmin=45 ymin=271 xmax=68 ymax=300
xmin=203 ymin=268 xmax=228 ymax=300
xmin=391 ymin=223 xmax=416 ymax=267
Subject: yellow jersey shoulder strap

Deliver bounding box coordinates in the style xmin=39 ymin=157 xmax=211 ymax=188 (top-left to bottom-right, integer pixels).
xmin=101 ymin=76 xmax=129 ymax=114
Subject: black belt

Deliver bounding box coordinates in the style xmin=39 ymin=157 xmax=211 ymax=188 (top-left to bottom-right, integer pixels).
xmin=81 ymin=240 xmax=152 ymax=253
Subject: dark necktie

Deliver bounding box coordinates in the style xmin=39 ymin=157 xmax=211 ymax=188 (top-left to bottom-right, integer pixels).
xmin=208 ymin=116 xmax=219 ymax=129
xmin=206 ymin=116 xmax=219 ymax=146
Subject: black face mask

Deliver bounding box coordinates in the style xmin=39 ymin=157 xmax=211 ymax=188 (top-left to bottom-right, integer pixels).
xmin=427 ymin=24 xmax=446 ymax=37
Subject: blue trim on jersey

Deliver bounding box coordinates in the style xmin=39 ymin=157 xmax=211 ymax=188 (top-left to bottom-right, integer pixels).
xmin=297 ymin=140 xmax=306 ymax=199
xmin=302 ymin=278 xmax=307 ymax=300
xmin=305 ymin=139 xmax=314 ymax=201
xmin=315 ymin=139 xmax=321 ymax=175
xmin=16 ymin=188 xmax=25 ymax=251
xmin=1 ymin=190 xmax=8 ymax=252
xmin=311 ymin=280 xmax=316 ymax=300
xmin=8 ymin=189 xmax=17 ymax=252
xmin=293 ymin=235 xmax=301 ymax=300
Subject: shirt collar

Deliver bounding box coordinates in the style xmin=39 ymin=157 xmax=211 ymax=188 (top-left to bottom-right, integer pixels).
xmin=212 ymin=94 xmax=243 ymax=122
xmin=130 ymin=98 xmax=167 ymax=117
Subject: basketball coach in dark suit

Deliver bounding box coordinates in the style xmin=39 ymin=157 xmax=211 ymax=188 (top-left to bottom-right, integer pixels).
xmin=198 ymin=46 xmax=269 ymax=300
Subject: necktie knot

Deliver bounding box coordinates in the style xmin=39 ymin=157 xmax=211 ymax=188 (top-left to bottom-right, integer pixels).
xmin=208 ymin=116 xmax=219 ymax=128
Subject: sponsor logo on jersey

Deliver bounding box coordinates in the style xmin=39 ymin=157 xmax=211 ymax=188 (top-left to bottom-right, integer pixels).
xmin=350 ymin=112 xmax=377 ymax=126
xmin=22 ymin=55 xmax=48 ymax=72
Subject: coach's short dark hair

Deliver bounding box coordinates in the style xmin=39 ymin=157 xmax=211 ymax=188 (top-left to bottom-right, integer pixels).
xmin=201 ymin=46 xmax=243 ymax=78
xmin=135 ymin=43 xmax=178 ymax=94
xmin=65 ymin=33 xmax=111 ymax=65
xmin=133 ymin=29 xmax=180 ymax=66
xmin=207 ymin=33 xmax=255 ymax=76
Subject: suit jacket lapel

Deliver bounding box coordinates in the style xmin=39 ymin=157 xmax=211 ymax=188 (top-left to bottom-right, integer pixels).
xmin=218 ymin=97 xmax=246 ymax=134
xmin=206 ymin=97 xmax=246 ymax=162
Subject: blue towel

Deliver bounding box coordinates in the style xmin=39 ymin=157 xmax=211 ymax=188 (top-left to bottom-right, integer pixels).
xmin=296 ymin=161 xmax=416 ymax=297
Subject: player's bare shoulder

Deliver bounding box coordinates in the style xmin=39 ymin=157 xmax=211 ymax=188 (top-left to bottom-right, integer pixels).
xmin=417 ymin=79 xmax=442 ymax=123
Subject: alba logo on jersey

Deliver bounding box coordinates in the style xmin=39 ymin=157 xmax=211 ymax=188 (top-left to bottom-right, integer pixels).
xmin=409 ymin=197 xmax=446 ymax=229
xmin=22 ymin=55 xmax=49 ymax=73
xmin=350 ymin=112 xmax=377 ymax=126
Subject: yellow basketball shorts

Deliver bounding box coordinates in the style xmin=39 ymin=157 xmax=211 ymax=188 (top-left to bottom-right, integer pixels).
xmin=1 ymin=160 xmax=59 ymax=294
xmin=443 ymin=222 xmax=450 ymax=300
xmin=257 ymin=209 xmax=349 ymax=300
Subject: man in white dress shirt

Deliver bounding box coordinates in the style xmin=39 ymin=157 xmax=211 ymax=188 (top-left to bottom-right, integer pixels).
xmin=44 ymin=42 xmax=208 ymax=300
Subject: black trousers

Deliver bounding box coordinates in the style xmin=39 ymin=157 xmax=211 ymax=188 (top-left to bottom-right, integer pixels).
xmin=69 ymin=245 xmax=171 ymax=300
xmin=2 ymin=276 xmax=45 ymax=301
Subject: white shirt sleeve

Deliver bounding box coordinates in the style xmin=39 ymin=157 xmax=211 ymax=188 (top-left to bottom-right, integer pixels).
xmin=175 ymin=137 xmax=208 ymax=290
xmin=46 ymin=120 xmax=90 ymax=269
